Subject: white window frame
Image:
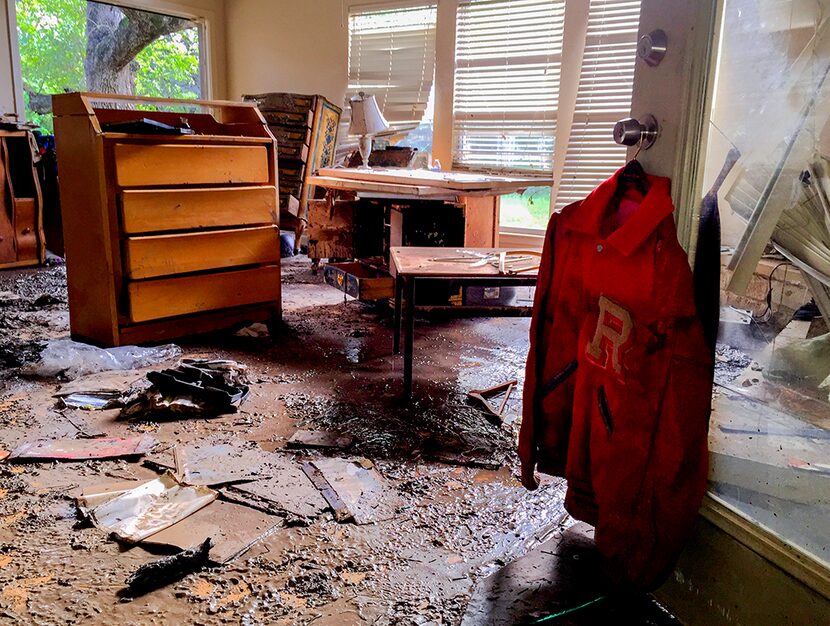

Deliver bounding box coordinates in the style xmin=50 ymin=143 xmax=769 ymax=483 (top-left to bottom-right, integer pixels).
xmin=429 ymin=0 xmax=640 ymax=239
xmin=344 ymin=0 xmax=439 ymax=148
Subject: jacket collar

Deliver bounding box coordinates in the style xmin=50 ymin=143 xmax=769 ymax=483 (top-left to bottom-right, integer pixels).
xmin=561 ymin=166 xmax=674 ymax=256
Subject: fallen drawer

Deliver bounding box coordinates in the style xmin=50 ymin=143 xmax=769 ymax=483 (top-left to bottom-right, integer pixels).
xmin=323 ymin=262 xmax=393 ymax=301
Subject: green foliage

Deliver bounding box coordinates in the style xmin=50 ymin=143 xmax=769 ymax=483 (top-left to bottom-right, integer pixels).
xmin=135 ymin=27 xmax=202 ymax=100
xmin=15 ymin=0 xmax=86 ymax=132
xmin=500 ymin=187 xmax=552 ymax=230
xmin=15 ymin=0 xmax=201 ymax=132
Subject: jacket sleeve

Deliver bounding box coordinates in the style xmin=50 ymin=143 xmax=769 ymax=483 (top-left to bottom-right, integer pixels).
xmin=519 ymin=212 xmax=559 ymax=490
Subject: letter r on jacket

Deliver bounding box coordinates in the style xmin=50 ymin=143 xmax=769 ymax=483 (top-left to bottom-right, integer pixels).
xmin=586 ymin=296 xmax=632 ymax=375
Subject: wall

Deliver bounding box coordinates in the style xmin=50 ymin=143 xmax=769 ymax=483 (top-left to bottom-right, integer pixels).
xmin=225 ymin=0 xmax=349 ymax=104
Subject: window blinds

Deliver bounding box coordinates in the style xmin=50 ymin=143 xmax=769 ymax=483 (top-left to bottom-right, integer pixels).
xmin=347 ymin=3 xmax=438 ymax=131
xmin=554 ymin=0 xmax=642 ymax=211
xmin=452 ymin=0 xmax=565 ymax=175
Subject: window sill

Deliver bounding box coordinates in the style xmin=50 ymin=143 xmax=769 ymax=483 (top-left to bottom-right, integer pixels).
xmin=700 ymin=492 xmax=830 ymax=600
xmin=498 ymin=229 xmax=545 ymax=250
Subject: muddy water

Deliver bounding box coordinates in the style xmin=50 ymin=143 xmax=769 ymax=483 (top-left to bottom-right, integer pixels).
xmin=0 ymin=257 xmax=571 ymax=625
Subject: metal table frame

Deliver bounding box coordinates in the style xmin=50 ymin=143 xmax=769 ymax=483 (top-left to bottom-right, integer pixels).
xmin=392 ymin=273 xmax=537 ymax=399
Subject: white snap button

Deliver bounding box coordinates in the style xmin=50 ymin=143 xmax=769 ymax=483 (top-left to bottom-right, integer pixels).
xmin=596 ymin=244 xmax=604 ymax=252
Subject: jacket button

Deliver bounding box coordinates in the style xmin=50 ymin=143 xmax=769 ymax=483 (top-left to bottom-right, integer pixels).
xmin=596 ymin=244 xmax=604 ymax=252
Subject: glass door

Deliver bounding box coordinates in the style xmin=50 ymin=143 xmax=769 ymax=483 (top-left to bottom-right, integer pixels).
xmin=702 ymin=0 xmax=830 ymax=571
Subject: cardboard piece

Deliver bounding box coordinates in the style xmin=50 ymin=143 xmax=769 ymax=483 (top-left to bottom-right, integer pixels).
xmin=9 ymin=435 xmax=156 ymax=461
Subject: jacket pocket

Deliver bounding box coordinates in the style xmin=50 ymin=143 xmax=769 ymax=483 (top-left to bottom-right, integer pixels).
xmin=597 ymin=385 xmax=613 ymax=436
xmin=540 ymin=360 xmax=578 ymax=398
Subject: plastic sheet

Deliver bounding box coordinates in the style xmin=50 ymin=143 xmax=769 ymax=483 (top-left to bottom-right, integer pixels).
xmin=25 ymin=339 xmax=181 ymax=379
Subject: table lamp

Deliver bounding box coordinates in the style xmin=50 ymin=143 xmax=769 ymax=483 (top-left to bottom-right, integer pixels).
xmin=349 ymin=92 xmax=389 ymax=168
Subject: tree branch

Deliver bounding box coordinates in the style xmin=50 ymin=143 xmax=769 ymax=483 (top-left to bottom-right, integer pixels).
xmin=85 ymin=4 xmax=190 ymax=81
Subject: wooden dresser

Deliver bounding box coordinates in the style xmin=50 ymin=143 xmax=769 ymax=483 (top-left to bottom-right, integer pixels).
xmin=53 ymin=93 xmax=281 ymax=347
xmin=0 ymin=129 xmax=46 ymax=268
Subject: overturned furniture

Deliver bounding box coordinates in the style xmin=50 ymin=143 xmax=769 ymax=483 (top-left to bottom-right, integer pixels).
xmin=308 ymin=167 xmax=543 ymax=306
xmin=52 ymin=93 xmax=281 ymax=347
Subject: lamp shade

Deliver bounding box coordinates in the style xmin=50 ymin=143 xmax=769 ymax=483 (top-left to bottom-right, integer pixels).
xmin=348 ymin=92 xmax=389 ymax=136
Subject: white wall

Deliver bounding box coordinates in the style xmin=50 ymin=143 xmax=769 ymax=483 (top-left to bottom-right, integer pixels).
xmin=225 ymin=0 xmax=349 ymax=104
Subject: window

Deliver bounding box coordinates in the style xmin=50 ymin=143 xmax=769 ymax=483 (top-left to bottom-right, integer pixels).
xmin=452 ymin=0 xmax=564 ymax=175
xmin=345 ymin=3 xmax=438 ymax=156
xmin=450 ymin=0 xmax=641 ymax=229
xmin=704 ymin=0 xmax=830 ymax=571
xmin=553 ymin=0 xmax=641 ymax=211
xmin=15 ymin=0 xmax=203 ymax=132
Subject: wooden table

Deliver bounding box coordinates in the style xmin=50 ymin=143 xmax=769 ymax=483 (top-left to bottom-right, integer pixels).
xmin=390 ymin=247 xmax=539 ymax=399
xmin=306 ymin=168 xmax=548 ymax=270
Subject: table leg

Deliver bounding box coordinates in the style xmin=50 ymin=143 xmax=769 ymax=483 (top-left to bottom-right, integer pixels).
xmin=393 ymin=274 xmax=403 ymax=354
xmin=403 ymin=276 xmax=415 ymax=400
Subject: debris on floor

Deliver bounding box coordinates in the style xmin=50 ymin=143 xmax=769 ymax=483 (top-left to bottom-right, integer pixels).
xmin=466 ymin=379 xmax=517 ymax=423
xmin=287 ymin=429 xmax=354 ymax=450
xmin=222 ymin=454 xmax=329 ymax=520
xmin=234 ymin=322 xmax=270 ymax=338
xmin=141 ymin=500 xmax=281 ymax=564
xmin=23 ymin=338 xmax=181 ymax=379
xmin=0 ymin=259 xmax=610 ymax=624
xmin=714 ymin=343 xmax=753 ymax=386
xmin=174 ymin=438 xmax=272 ymax=486
xmin=303 ymin=457 xmax=398 ymax=524
xmin=7 ymin=434 xmax=156 ymax=461
xmin=120 ymin=359 xmax=250 ymax=420
xmin=78 ymin=472 xmax=217 ymax=542
xmin=56 ymin=390 xmax=123 ymax=410
xmin=123 ymin=537 xmax=213 ymax=598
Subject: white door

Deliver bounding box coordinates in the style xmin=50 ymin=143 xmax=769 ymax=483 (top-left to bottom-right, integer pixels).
xmin=628 ymin=0 xmax=721 ymax=251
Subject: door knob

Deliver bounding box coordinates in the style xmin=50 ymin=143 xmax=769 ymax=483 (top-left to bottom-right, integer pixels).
xmin=613 ymin=115 xmax=658 ymax=149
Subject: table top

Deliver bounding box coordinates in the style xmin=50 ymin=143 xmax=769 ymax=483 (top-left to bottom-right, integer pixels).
xmin=310 ymin=167 xmax=548 ymax=197
xmin=391 ymin=247 xmax=540 ymax=279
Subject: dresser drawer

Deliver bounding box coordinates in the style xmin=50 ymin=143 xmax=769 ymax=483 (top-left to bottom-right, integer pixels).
xmin=127 ymin=265 xmax=280 ymax=323
xmin=123 ymin=226 xmax=280 ymax=279
xmin=114 ymin=143 xmax=270 ymax=187
xmin=120 ymin=186 xmax=277 ymax=234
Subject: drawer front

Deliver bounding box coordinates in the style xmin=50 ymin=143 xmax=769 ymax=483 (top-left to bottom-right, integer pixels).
xmin=123 ymin=225 xmax=280 ymax=279
xmin=128 ymin=265 xmax=280 ymax=323
xmin=121 ymin=186 xmax=277 ymax=234
xmin=323 ymin=262 xmax=393 ymax=301
xmin=114 ymin=143 xmax=269 ymax=187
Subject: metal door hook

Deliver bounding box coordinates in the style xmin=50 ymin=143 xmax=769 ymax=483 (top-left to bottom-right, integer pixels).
xmin=613 ymin=114 xmax=659 ymax=150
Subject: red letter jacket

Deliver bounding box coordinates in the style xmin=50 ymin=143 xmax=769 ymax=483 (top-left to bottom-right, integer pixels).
xmin=520 ymin=168 xmax=712 ymax=590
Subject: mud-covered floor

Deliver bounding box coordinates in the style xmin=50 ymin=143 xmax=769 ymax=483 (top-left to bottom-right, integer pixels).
xmin=0 ymin=257 xmax=676 ymax=625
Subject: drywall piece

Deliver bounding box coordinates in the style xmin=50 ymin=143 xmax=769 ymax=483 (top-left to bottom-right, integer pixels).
xmin=222 ymin=454 xmax=328 ymax=519
xmin=80 ymin=471 xmax=217 ymax=542
xmin=304 ymin=457 xmax=398 ymax=524
xmin=287 ymin=429 xmax=353 ymax=450
xmin=142 ymin=499 xmax=281 ymax=564
xmin=175 ymin=438 xmax=269 ymax=486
